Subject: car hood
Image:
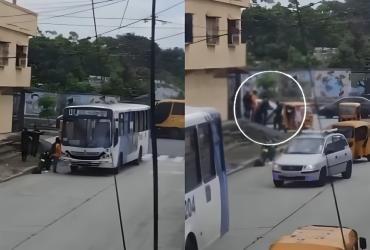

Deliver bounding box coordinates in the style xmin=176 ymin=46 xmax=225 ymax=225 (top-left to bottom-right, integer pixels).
xmin=275 ymin=153 xmax=323 ymax=166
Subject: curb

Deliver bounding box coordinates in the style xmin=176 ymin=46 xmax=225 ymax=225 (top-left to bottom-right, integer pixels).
xmin=0 ymin=165 xmax=39 ymax=183
xmin=226 ymin=145 xmax=287 ymax=176
xmin=227 ymin=156 xmax=260 ymax=176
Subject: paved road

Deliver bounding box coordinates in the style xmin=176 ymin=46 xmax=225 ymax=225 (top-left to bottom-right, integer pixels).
xmin=207 ymin=158 xmax=370 ymax=249
xmin=153 ymin=139 xmax=184 ymax=158
xmin=0 ymin=154 xmax=184 ymax=250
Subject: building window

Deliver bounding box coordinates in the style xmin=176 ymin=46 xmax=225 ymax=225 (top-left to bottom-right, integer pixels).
xmin=206 ymin=16 xmax=219 ymax=45
xmin=185 ymin=13 xmax=193 ymax=44
xmin=0 ymin=42 xmax=9 ymax=66
xmin=16 ymin=45 xmax=27 ymax=67
xmin=228 ymin=19 xmax=240 ymax=45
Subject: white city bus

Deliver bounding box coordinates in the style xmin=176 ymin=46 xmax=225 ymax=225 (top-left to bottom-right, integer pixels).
xmin=58 ymin=103 xmax=150 ymax=173
xmin=185 ymin=106 xmax=229 ymax=250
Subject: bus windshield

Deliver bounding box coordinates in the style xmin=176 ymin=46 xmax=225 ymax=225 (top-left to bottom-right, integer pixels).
xmin=63 ymin=118 xmax=112 ymax=148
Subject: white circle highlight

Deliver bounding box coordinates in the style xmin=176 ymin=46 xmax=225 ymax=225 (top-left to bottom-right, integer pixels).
xmin=233 ymin=70 xmax=307 ymax=146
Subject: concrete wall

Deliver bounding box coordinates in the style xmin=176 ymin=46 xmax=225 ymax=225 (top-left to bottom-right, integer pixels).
xmin=186 ymin=70 xmax=229 ymax=120
xmin=0 ymin=0 xmax=37 ymax=36
xmin=185 ymin=0 xmax=248 ymax=70
xmin=0 ymin=0 xmax=36 ymax=88
xmin=0 ymin=94 xmax=13 ymax=133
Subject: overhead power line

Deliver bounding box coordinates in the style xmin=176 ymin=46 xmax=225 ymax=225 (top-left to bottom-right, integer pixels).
xmin=119 ymin=0 xmax=130 ymax=27
xmin=80 ymin=1 xmax=184 ymax=40
xmin=156 ymin=32 xmax=184 ymax=41
xmin=0 ymin=0 xmax=120 ymax=18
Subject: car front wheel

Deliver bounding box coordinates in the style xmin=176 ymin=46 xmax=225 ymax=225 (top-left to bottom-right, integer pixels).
xmin=342 ymin=161 xmax=352 ymax=179
xmin=273 ymin=180 xmax=284 ymax=187
xmin=317 ymin=168 xmax=327 ymax=186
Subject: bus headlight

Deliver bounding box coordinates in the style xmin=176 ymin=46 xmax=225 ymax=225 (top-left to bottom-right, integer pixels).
xmin=102 ymin=153 xmax=111 ymax=159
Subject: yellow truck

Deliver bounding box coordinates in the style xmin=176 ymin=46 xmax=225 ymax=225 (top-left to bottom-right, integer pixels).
xmin=270 ymin=225 xmax=367 ymax=250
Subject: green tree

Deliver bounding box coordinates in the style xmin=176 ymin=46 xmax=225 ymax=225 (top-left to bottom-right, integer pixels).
xmin=38 ymin=95 xmax=56 ymax=119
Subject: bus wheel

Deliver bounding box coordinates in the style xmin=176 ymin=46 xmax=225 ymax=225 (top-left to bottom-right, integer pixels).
xmin=134 ymin=147 xmax=142 ymax=165
xmin=112 ymin=167 xmax=119 ymax=175
xmin=185 ymin=234 xmax=198 ymax=250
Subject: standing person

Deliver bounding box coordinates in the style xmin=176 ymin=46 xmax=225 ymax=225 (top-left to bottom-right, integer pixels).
xmin=21 ymin=128 xmax=31 ymax=162
xmin=260 ymin=97 xmax=272 ymax=125
xmin=51 ymin=137 xmax=62 ymax=173
xmin=250 ymin=90 xmax=258 ymax=121
xmin=243 ymin=91 xmax=252 ymax=119
xmin=273 ymin=101 xmax=283 ymax=130
xmin=31 ymin=125 xmax=43 ymax=156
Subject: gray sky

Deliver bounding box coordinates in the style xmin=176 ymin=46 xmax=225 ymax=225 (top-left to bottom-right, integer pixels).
xmin=14 ymin=0 xmax=342 ymax=49
xmin=15 ymin=0 xmax=184 ymax=49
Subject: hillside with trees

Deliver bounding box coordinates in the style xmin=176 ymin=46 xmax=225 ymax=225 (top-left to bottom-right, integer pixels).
xmin=29 ymin=32 xmax=184 ymax=98
xmin=242 ymin=0 xmax=370 ymax=70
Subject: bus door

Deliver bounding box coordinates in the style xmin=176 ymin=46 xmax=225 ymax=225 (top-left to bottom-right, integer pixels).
xmin=127 ymin=112 xmax=135 ymax=156
xmin=119 ymin=113 xmax=129 ymax=164
xmin=132 ymin=111 xmax=139 ymax=154
xmin=197 ymin=123 xmax=221 ymax=244
xmin=209 ymin=117 xmax=229 ymax=235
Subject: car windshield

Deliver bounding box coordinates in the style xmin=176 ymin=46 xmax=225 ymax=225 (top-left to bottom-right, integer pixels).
xmin=285 ymin=138 xmax=324 ymax=154
xmin=333 ymin=126 xmax=354 ymax=139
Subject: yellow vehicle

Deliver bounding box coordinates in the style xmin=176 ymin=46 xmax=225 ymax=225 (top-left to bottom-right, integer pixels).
xmin=332 ymin=120 xmax=370 ymax=160
xmin=282 ymin=102 xmax=313 ymax=131
xmin=270 ymin=225 xmax=367 ymax=250
xmin=155 ymin=99 xmax=184 ymax=139
xmin=338 ymin=102 xmax=361 ymax=122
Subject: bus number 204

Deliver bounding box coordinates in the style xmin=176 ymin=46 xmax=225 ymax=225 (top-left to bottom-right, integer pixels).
xmin=185 ymin=196 xmax=196 ymax=219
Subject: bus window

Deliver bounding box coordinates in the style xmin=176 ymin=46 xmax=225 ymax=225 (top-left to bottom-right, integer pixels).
xmin=143 ymin=111 xmax=147 ymax=131
xmin=155 ymin=102 xmax=172 ymax=124
xmin=119 ymin=113 xmax=124 ymax=136
xmin=139 ymin=111 xmax=144 ymax=132
xmin=185 ymin=127 xmax=202 ymax=193
xmin=198 ymin=123 xmax=215 ymax=183
xmin=172 ymin=103 xmax=184 ymax=115
xmin=355 ymin=126 xmax=367 ymax=140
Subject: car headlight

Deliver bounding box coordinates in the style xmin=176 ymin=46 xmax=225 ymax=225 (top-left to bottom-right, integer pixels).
xmin=273 ymin=163 xmax=280 ymax=171
xmin=303 ymin=165 xmax=314 ymax=171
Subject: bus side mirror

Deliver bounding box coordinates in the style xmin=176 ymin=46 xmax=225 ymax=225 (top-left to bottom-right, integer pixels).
xmin=360 ymin=237 xmax=367 ymax=249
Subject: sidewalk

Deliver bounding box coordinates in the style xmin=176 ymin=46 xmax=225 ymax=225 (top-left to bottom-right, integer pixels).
xmin=0 ymin=130 xmax=52 ymax=183
xmin=0 ymin=156 xmax=39 ymax=182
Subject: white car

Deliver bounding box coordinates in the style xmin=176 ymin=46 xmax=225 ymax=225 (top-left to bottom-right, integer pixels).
xmin=272 ymin=132 xmax=353 ymax=187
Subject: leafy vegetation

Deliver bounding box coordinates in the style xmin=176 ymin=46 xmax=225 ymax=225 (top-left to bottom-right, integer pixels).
xmin=29 ymin=32 xmax=184 ymax=98
xmin=38 ymin=95 xmax=56 ymax=118
xmin=242 ymin=0 xmax=370 ymax=70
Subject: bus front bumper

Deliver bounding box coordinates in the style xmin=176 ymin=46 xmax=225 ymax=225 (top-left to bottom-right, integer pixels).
xmin=58 ymin=157 xmax=114 ymax=168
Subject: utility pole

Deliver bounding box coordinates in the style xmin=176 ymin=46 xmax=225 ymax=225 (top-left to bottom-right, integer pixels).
xmin=150 ymin=0 xmax=159 ymax=250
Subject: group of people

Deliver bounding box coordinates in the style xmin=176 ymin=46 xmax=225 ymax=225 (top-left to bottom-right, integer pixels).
xmin=242 ymin=91 xmax=284 ymax=131
xmin=20 ymin=126 xmax=62 ymax=173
